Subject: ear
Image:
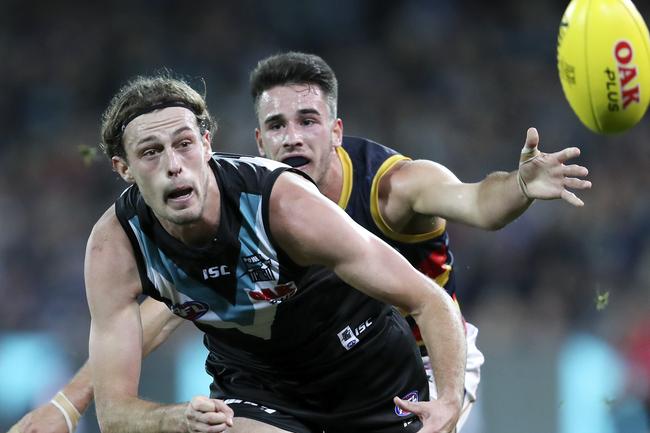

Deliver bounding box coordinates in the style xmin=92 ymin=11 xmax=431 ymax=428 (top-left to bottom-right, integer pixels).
xmin=112 ymin=156 xmax=135 ymax=183
xmin=255 ymin=128 xmax=266 ymax=157
xmin=202 ymin=129 xmax=213 ymax=161
xmin=331 ymin=118 xmax=344 ymax=148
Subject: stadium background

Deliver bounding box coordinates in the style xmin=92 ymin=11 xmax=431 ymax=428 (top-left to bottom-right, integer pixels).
xmin=1 ymin=1 xmax=649 ymax=432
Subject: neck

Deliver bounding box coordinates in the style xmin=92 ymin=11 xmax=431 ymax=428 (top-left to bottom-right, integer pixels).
xmin=318 ymin=148 xmax=344 ymax=204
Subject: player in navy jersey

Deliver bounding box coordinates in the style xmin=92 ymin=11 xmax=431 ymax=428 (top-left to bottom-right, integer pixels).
xmin=10 ymin=54 xmax=591 ymax=433
xmin=248 ymin=51 xmax=591 ymax=430
xmin=85 ymin=74 xmax=467 ymax=433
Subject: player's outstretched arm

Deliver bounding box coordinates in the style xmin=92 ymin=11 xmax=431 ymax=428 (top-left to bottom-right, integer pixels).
xmin=382 ymin=127 xmax=591 ymax=230
xmin=86 ymin=208 xmax=231 ymax=433
xmin=269 ymin=172 xmax=466 ymax=433
xmin=6 ymin=296 xmax=183 ymax=433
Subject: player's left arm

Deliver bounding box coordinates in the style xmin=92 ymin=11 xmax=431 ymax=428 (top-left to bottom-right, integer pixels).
xmin=382 ymin=127 xmax=591 ymax=230
xmin=269 ymin=171 xmax=465 ymax=433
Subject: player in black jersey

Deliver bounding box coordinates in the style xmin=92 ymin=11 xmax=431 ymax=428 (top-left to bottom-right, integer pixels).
xmin=84 ymin=74 xmax=466 ymax=433
xmin=10 ymin=55 xmax=591 ymax=433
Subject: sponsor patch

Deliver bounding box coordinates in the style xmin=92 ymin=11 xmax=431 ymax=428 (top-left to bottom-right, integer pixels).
xmin=337 ymin=326 xmax=360 ymax=350
xmin=171 ymin=301 xmax=209 ymax=321
xmin=394 ymin=390 xmax=419 ymax=416
xmin=245 ymin=281 xmax=297 ymax=304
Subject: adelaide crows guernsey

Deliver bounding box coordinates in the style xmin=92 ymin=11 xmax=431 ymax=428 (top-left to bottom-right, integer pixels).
xmin=113 ymin=153 xmax=404 ymax=400
xmin=337 ymin=136 xmax=459 ymax=347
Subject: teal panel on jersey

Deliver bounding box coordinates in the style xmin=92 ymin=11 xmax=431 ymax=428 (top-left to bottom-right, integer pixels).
xmin=128 ymin=216 xmax=257 ymax=326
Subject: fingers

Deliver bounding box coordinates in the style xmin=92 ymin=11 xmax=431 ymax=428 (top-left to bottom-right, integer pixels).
xmin=564 ymin=177 xmax=592 ymax=190
xmin=211 ymin=400 xmax=234 ymax=426
xmin=187 ymin=396 xmax=234 ymax=433
xmin=555 ymin=146 xmax=581 ymax=163
xmin=563 ymin=163 xmax=588 ymax=178
xmin=393 ymin=396 xmax=423 ymax=417
xmin=520 ymin=127 xmax=541 ymax=164
xmin=524 ymin=127 xmax=539 ymax=149
xmin=560 ymin=189 xmax=584 ymax=207
xmin=190 ymin=396 xmax=217 ymax=413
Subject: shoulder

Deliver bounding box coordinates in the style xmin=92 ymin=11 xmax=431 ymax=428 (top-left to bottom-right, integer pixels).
xmin=87 ymin=205 xmax=134 ymax=263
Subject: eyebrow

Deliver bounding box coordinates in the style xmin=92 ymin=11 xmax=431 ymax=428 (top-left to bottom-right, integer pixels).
xmin=263 ymin=108 xmax=321 ymax=125
xmin=134 ymin=126 xmax=195 ymax=147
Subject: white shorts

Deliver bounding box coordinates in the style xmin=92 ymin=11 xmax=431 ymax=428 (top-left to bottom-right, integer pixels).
xmin=422 ymin=322 xmax=483 ymax=432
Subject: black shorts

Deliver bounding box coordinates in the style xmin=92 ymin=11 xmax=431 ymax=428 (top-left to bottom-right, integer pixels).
xmin=209 ymin=309 xmax=428 ymax=433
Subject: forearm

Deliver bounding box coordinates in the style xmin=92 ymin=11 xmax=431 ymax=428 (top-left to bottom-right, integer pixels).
xmin=475 ymin=170 xmax=532 ymax=230
xmin=413 ymin=294 xmax=466 ymax=405
xmin=58 ymin=361 xmax=93 ymax=415
xmin=97 ymin=397 xmax=187 ymax=433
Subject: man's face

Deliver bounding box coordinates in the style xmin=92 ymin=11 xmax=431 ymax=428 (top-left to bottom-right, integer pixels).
xmin=255 ymin=84 xmax=342 ymax=187
xmin=113 ymin=107 xmax=213 ymax=225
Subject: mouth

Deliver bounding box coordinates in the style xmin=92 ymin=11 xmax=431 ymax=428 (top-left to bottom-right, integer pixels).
xmin=165 ymin=186 xmax=194 ymax=203
xmin=282 ymin=156 xmax=310 ymax=168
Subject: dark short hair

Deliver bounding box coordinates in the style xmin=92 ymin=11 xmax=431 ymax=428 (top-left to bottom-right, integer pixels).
xmin=100 ymin=74 xmax=215 ymax=160
xmin=249 ymin=52 xmax=338 ymax=119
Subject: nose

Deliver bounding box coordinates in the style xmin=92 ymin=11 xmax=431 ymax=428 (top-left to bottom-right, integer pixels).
xmin=165 ymin=149 xmax=182 ymax=177
xmin=282 ymin=122 xmax=303 ymax=149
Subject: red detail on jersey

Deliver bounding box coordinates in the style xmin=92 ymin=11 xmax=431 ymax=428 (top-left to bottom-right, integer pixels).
xmin=246 ymin=282 xmax=297 ymax=303
xmin=417 ymin=249 xmax=448 ymax=279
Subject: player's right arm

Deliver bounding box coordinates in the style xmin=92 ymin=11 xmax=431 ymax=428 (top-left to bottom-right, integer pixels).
xmin=6 ymin=294 xmax=183 ymax=433
xmin=86 ymin=206 xmax=232 ymax=433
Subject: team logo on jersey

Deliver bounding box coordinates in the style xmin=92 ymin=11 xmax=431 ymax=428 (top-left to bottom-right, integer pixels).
xmin=337 ymin=318 xmax=374 ymax=350
xmin=245 ymin=282 xmax=297 ymax=304
xmin=170 ymin=301 xmax=209 ymax=321
xmin=337 ymin=326 xmax=360 ymax=350
xmin=241 ymin=254 xmax=275 ymax=282
xmin=394 ymin=390 xmax=419 ymax=416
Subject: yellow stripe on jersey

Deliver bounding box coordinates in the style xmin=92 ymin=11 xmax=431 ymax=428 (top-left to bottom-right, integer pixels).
xmin=370 ymin=155 xmax=447 ymax=243
xmin=335 ymin=146 xmax=354 ymax=209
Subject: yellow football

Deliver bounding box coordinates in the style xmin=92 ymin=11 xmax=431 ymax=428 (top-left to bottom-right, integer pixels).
xmin=557 ymin=0 xmax=650 ymax=134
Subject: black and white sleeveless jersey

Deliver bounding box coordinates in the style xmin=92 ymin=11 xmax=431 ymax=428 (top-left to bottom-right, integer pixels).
xmin=114 ymin=153 xmax=391 ymax=378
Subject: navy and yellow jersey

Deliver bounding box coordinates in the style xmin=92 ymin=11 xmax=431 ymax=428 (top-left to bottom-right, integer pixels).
xmin=114 ymin=153 xmax=393 ymax=382
xmin=337 ymin=136 xmax=459 ymax=347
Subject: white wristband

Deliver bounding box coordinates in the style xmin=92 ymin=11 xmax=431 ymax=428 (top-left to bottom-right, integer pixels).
xmin=51 ymin=391 xmax=81 ymax=433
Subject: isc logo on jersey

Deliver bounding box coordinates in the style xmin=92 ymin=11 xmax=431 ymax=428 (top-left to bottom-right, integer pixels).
xmin=245 ymin=282 xmax=298 ymax=304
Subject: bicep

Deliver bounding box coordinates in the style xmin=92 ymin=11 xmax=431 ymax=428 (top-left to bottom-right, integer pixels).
xmin=269 ymin=172 xmax=436 ymax=311
xmin=85 ymin=211 xmax=144 ymax=403
xmin=387 ymin=160 xmax=482 ymax=225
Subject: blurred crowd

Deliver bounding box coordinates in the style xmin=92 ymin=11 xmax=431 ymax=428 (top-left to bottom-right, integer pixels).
xmin=1 ymin=1 xmax=648 ymax=432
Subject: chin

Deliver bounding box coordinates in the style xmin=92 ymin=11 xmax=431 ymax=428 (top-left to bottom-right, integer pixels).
xmin=164 ymin=208 xmax=202 ymax=225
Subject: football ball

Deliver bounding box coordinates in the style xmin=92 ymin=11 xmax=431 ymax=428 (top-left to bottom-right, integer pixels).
xmin=557 ymin=0 xmax=650 ymax=134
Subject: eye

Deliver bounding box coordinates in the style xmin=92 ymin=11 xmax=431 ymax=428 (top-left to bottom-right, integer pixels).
xmin=142 ymin=148 xmax=158 ymax=157
xmin=301 ymin=118 xmax=317 ymax=126
xmin=268 ymin=122 xmax=283 ymax=131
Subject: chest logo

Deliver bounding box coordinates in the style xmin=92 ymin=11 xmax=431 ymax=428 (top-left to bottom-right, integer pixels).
xmin=171 ymin=301 xmax=209 ymax=321
xmin=241 ymin=254 xmax=275 ymax=282
xmin=245 ymin=282 xmax=297 ymax=304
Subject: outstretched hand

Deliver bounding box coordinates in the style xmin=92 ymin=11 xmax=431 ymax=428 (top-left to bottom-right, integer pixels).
xmin=517 ymin=127 xmax=592 ymax=206
xmin=7 ymin=403 xmax=68 ymax=433
xmin=394 ymin=396 xmax=460 ymax=433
